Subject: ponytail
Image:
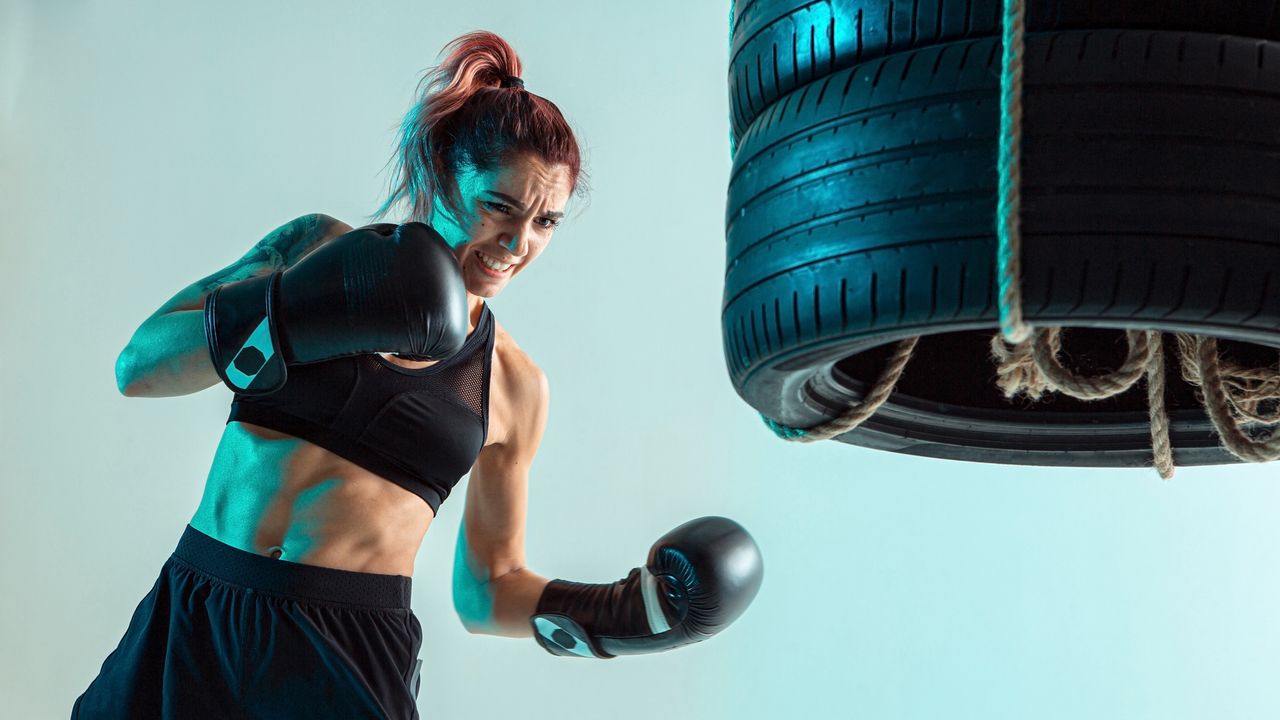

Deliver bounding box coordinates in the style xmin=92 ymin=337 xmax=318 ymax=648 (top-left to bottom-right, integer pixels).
xmin=376 ymin=31 xmax=584 ymax=223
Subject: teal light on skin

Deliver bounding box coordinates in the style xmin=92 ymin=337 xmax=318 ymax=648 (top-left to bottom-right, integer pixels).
xmin=273 ymin=479 xmax=340 ymax=560
xmin=428 ymin=154 xmax=572 ymax=307
xmin=190 ymin=423 xmax=316 ymax=558
xmin=382 ymin=152 xmax=571 ymax=367
xmin=452 ymin=520 xmax=496 ymax=631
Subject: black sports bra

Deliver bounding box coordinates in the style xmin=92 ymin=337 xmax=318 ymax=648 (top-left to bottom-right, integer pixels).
xmin=227 ymin=303 xmax=495 ymax=513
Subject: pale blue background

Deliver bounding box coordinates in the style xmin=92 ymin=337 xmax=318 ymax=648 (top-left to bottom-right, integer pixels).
xmin=3 ymin=1 xmax=1280 ymax=718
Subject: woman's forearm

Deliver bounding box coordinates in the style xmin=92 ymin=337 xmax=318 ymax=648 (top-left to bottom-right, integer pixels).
xmin=116 ymin=309 xmax=222 ymax=397
xmin=115 ymin=213 xmax=345 ymax=398
xmin=454 ymin=566 xmax=550 ymax=638
xmin=483 ymin=567 xmax=551 ymax=638
xmin=452 ymin=523 xmax=551 ymax=638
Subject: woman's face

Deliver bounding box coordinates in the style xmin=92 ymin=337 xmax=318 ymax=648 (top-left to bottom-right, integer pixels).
xmin=431 ymin=152 xmax=573 ymax=299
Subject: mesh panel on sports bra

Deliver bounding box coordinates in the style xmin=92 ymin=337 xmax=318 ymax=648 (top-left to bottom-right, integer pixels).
xmin=363 ymin=347 xmax=486 ymax=418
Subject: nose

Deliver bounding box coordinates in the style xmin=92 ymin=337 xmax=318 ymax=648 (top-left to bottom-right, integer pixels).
xmin=500 ymin=231 xmax=529 ymax=258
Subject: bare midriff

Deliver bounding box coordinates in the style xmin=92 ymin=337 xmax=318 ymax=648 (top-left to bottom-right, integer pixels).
xmin=189 ymin=420 xmax=435 ymax=577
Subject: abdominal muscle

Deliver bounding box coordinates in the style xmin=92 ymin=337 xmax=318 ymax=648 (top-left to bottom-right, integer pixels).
xmin=188 ymin=420 xmax=434 ymax=577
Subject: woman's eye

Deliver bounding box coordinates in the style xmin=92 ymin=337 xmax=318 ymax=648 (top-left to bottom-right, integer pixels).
xmin=484 ymin=202 xmax=558 ymax=229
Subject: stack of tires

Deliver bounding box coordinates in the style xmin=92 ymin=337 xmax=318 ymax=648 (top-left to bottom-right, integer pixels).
xmin=723 ymin=1 xmax=1280 ymax=467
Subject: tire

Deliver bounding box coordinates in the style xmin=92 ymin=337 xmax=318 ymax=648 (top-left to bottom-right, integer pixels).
xmin=729 ymin=0 xmax=1280 ymax=141
xmin=722 ymin=29 xmax=1280 ymax=467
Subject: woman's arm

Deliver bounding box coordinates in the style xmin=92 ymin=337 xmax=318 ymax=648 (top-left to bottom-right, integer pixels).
xmin=115 ymin=213 xmax=352 ymax=398
xmin=452 ymin=352 xmax=551 ymax=637
xmin=452 ymin=351 xmax=765 ymax=655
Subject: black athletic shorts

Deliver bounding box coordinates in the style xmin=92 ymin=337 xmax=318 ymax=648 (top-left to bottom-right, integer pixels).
xmin=72 ymin=525 xmax=424 ymax=719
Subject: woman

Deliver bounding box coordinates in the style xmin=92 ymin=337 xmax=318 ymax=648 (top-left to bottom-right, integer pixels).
xmin=74 ymin=31 xmax=761 ymax=720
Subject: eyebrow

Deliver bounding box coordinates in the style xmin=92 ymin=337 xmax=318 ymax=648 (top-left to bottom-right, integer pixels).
xmin=484 ymin=190 xmax=565 ymax=220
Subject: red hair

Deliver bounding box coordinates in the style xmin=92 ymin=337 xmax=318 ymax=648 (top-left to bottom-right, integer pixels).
xmin=377 ymin=31 xmax=585 ymax=222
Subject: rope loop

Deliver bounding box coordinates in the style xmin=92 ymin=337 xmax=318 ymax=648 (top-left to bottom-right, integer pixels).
xmin=760 ymin=414 xmax=808 ymax=440
xmin=767 ymin=337 xmax=920 ymax=443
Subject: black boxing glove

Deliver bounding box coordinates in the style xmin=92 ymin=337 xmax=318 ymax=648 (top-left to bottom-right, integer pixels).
xmin=530 ymin=516 xmax=764 ymax=659
xmin=204 ymin=222 xmax=468 ymax=395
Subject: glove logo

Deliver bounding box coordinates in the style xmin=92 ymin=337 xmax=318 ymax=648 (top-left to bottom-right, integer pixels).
xmin=531 ymin=615 xmax=601 ymax=659
xmin=233 ymin=346 xmax=267 ymax=376
xmin=223 ymin=316 xmax=279 ymax=392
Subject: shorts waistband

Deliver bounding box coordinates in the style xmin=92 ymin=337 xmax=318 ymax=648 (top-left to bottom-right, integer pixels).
xmin=172 ymin=524 xmax=412 ymax=610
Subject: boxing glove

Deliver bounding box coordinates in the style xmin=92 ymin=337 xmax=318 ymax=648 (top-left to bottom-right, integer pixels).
xmin=530 ymin=516 xmax=764 ymax=659
xmin=204 ymin=222 xmax=468 ymax=394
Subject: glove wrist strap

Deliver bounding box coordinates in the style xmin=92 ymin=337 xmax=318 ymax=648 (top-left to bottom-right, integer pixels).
xmin=203 ymin=271 xmax=288 ymax=395
xmin=529 ymin=568 xmax=686 ymax=659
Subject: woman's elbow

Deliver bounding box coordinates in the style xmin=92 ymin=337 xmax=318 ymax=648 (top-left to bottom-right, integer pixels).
xmin=454 ymin=604 xmax=500 ymax=636
xmin=456 ymin=614 xmax=487 ymax=635
xmin=452 ymin=578 xmax=498 ymax=635
xmin=115 ymin=345 xmax=141 ymax=396
xmin=115 ymin=344 xmax=172 ymax=397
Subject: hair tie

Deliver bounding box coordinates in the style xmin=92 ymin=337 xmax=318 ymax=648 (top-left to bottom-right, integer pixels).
xmin=499 ymin=75 xmax=525 ymax=89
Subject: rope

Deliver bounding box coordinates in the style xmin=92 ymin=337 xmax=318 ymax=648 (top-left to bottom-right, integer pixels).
xmin=989 ymin=329 xmax=1174 ymax=477
xmin=989 ymin=330 xmax=1280 ymax=473
xmin=1030 ymin=328 xmax=1150 ymax=400
xmin=1173 ymin=334 xmax=1280 ymax=425
xmin=1145 ymin=331 xmax=1175 ymax=479
xmin=1181 ymin=335 xmax=1280 ymax=462
xmin=760 ymin=336 xmax=919 ymax=442
xmin=760 ymin=0 xmax=1280 ymax=478
xmin=996 ymin=0 xmax=1031 ymax=345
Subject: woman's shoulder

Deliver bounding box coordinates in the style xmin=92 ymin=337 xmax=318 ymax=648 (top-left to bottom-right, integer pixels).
xmin=490 ymin=319 xmax=548 ymax=396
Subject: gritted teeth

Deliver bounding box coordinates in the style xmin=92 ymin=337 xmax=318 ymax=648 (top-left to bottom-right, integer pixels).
xmin=475 ymin=250 xmax=513 ymax=272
